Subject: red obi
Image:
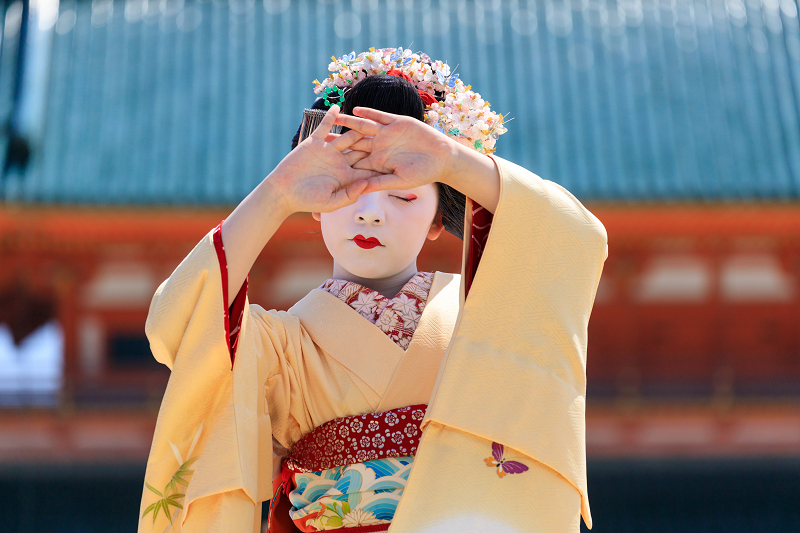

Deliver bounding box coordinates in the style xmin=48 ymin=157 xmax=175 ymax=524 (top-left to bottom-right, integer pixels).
xmin=268 ymin=404 xmax=428 ymax=533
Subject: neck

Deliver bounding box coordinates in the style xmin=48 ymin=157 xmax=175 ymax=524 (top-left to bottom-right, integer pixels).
xmin=331 ymin=261 xmax=418 ymax=299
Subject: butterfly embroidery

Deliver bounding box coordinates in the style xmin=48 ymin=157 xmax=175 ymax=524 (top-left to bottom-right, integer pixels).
xmin=484 ymin=442 xmax=529 ymax=478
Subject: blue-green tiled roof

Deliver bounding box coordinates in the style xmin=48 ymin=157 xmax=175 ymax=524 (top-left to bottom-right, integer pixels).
xmin=2 ymin=0 xmax=800 ymax=204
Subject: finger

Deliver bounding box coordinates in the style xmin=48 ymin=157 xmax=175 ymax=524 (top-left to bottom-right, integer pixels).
xmin=349 ymin=137 xmax=373 ymax=153
xmin=324 ymin=133 xmax=341 ymax=143
xmin=329 ymin=129 xmax=364 ymax=152
xmin=344 ymin=150 xmax=370 ymax=167
xmin=351 ymin=155 xmax=391 ymax=176
xmin=352 ymin=107 xmax=396 ymax=125
xmin=351 ymin=167 xmax=387 ymax=181
xmin=351 ymin=158 xmax=372 ymax=171
xmin=326 ymin=180 xmax=370 ymax=211
xmin=311 ymin=105 xmax=339 ymax=141
xmin=361 ymin=174 xmax=407 ymax=194
xmin=351 ymin=155 xmax=384 ymax=171
xmin=334 ymin=114 xmax=382 ymax=137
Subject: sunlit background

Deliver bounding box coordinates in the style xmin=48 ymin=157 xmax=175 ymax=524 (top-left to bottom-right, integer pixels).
xmin=1 ymin=0 xmax=799 ymax=531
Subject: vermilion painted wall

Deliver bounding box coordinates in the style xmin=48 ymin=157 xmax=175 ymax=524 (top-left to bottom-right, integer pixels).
xmin=2 ymin=205 xmax=799 ymax=398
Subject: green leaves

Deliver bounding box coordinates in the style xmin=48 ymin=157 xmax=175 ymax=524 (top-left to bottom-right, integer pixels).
xmin=326 ymin=516 xmax=343 ymax=528
xmin=144 ymin=482 xmax=162 ymax=497
xmin=141 ymin=456 xmax=197 ymax=526
xmin=165 ymin=457 xmax=197 ymax=495
xmin=142 ymin=501 xmax=159 ymax=522
xmin=142 ymin=494 xmax=186 ymax=525
xmin=165 ymin=494 xmax=185 ymax=510
xmin=180 ymin=457 xmax=199 ymax=469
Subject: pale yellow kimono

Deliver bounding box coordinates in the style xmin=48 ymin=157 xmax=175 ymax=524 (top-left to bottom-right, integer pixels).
xmin=138 ymin=155 xmax=607 ymax=533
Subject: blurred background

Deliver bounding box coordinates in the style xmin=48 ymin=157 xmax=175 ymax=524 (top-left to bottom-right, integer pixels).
xmin=1 ymin=0 xmax=799 ymax=531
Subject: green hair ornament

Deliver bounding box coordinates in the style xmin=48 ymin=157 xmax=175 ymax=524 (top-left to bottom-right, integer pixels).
xmin=323 ymin=86 xmax=345 ymax=108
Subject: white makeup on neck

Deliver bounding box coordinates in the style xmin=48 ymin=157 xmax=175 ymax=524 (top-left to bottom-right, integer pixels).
xmin=313 ymin=184 xmax=444 ymax=299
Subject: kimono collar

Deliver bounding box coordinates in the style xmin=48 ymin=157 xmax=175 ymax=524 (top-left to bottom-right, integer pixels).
xmin=317 ymin=272 xmax=434 ymax=351
xmin=289 ymin=272 xmax=460 ymax=403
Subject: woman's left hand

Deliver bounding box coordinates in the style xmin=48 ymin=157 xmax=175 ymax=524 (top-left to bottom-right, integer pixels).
xmin=334 ymin=107 xmax=455 ymax=191
xmin=335 ymin=107 xmax=501 ymax=212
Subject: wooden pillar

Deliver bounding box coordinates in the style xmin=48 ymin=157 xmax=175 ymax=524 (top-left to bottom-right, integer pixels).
xmin=54 ymin=262 xmax=79 ymax=410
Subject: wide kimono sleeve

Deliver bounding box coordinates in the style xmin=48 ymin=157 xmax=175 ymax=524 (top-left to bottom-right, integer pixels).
xmin=391 ymin=156 xmax=608 ymax=532
xmin=138 ymin=228 xmax=313 ymax=533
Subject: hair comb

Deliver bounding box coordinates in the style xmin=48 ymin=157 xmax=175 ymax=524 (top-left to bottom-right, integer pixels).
xmin=298 ymin=109 xmax=343 ymax=143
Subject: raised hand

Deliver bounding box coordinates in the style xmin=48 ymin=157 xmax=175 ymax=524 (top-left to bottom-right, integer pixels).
xmin=220 ymin=105 xmax=387 ymax=305
xmin=270 ymin=105 xmax=383 ymax=215
xmin=334 ymin=106 xmax=501 ymax=211
xmin=333 ymin=107 xmax=455 ymax=194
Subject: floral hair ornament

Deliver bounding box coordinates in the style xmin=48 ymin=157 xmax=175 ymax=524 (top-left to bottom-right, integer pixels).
xmin=313 ymin=47 xmax=508 ymax=155
xmin=386 ymin=70 xmax=438 ymax=107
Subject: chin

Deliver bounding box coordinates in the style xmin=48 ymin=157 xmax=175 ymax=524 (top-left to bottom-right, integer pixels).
xmin=337 ymin=253 xmax=398 ymax=279
xmin=342 ymin=262 xmax=393 ymax=279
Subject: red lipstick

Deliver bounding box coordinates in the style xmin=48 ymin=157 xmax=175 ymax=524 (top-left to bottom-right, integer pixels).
xmin=353 ymin=235 xmax=383 ymax=249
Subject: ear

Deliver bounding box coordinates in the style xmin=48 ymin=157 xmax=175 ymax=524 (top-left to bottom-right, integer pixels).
xmin=426 ymin=213 xmax=445 ymax=241
xmin=312 ymin=212 xmax=321 ymax=222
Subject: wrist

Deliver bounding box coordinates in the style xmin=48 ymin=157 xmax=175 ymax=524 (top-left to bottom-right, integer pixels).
xmin=261 ymin=171 xmax=296 ymax=220
xmin=440 ymin=139 xmax=486 ymax=191
xmin=440 ymin=141 xmax=501 ymax=213
xmin=440 ymin=137 xmax=469 ymax=189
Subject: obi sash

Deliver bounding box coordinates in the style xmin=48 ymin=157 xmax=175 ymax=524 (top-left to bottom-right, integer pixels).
xmin=268 ymin=404 xmax=428 ymax=533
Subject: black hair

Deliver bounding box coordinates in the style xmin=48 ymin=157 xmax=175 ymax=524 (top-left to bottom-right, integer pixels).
xmin=341 ymin=74 xmax=425 ymax=123
xmin=291 ymin=74 xmax=466 ymax=239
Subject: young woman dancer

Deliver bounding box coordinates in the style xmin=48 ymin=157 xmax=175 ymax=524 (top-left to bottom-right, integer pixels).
xmin=139 ymin=48 xmax=606 ymax=533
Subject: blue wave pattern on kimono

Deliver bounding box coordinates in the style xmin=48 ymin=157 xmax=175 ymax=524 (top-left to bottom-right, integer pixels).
xmin=288 ymin=456 xmax=414 ymax=529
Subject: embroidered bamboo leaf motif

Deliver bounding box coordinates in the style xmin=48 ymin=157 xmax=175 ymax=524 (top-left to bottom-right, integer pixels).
xmin=142 ymin=423 xmax=203 ymax=528
xmin=165 ymin=457 xmax=197 ymax=494
xmin=142 ymin=457 xmax=197 ymax=525
xmin=142 ymin=457 xmax=197 ymax=524
xmin=165 ymin=494 xmax=185 ymax=509
xmin=142 ymin=502 xmax=160 ymax=522
xmin=162 ymin=500 xmax=172 ymax=524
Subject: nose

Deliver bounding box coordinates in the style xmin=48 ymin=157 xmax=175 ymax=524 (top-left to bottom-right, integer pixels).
xmin=354 ymin=193 xmax=385 ymax=226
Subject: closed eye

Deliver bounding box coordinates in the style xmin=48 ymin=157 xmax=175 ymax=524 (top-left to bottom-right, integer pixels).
xmin=391 ymin=195 xmax=416 ymax=203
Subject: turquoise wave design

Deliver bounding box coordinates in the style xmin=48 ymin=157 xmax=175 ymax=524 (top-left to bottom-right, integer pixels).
xmin=365 ymin=479 xmax=405 ymax=492
xmin=293 ymin=480 xmax=333 ymax=503
xmin=289 ymin=456 xmax=415 ymax=524
xmin=294 ymin=477 xmax=310 ymax=492
xmin=334 ymin=469 xmax=363 ymax=494
xmin=361 ymin=498 xmax=401 ymax=521
xmin=364 ymin=457 xmax=411 ymax=478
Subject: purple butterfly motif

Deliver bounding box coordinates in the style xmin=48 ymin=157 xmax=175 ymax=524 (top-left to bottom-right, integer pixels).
xmin=484 ymin=442 xmax=529 ymax=478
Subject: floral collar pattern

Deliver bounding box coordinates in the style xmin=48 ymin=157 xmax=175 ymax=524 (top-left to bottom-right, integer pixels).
xmin=319 ymin=272 xmax=434 ymax=350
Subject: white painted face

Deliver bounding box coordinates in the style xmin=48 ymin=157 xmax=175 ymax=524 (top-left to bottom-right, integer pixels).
xmin=313 ymin=184 xmax=444 ymax=279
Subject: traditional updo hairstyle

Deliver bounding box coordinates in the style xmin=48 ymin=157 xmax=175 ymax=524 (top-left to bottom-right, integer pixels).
xmin=291 ymin=74 xmax=467 ymax=239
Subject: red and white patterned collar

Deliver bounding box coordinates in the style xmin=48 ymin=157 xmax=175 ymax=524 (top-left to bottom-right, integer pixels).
xmin=318 ymin=272 xmax=434 ymax=350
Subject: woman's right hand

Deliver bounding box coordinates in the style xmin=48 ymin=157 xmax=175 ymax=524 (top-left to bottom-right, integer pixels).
xmin=220 ymin=104 xmax=385 ymax=305
xmin=268 ymin=105 xmax=381 ymax=216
